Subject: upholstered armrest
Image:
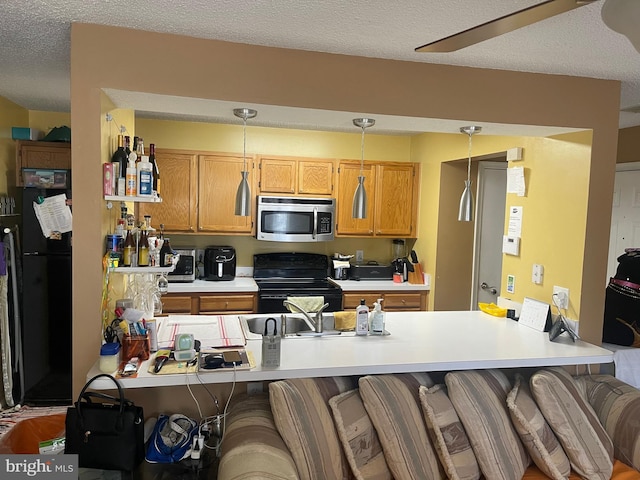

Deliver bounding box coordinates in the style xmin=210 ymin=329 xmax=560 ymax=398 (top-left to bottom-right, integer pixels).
xmin=579 ymin=374 xmax=640 ymax=472
xmin=217 ymin=393 xmax=298 ymax=480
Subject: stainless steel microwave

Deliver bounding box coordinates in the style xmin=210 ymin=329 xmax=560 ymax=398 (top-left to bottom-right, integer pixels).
xmin=256 ymin=196 xmax=335 ymax=242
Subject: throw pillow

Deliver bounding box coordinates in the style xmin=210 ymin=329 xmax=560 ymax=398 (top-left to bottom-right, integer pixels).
xmin=445 ymin=369 xmax=530 ymax=480
xmin=530 ymin=367 xmax=614 ymax=480
xmin=359 ymin=373 xmax=445 ymax=480
xmin=329 ymin=389 xmax=392 ymax=480
xmin=419 ymin=384 xmax=480 ymax=480
xmin=269 ymin=376 xmax=356 ymax=480
xmin=581 ymin=374 xmax=640 ymax=471
xmin=506 ymin=374 xmax=571 ymax=480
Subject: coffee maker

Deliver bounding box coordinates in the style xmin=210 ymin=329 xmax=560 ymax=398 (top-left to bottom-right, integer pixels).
xmin=204 ymin=246 xmax=236 ymax=281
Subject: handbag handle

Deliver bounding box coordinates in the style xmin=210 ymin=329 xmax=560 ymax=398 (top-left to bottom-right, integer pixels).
xmin=76 ymin=374 xmax=128 ymax=430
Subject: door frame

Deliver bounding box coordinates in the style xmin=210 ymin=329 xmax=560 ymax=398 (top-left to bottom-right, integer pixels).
xmin=471 ymin=159 xmax=508 ymax=308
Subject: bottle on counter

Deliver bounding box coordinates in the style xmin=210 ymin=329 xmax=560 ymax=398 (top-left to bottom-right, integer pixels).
xmin=369 ymin=298 xmax=385 ymax=335
xmin=122 ymin=225 xmax=134 ymax=267
xmin=110 ymin=134 xmax=128 ymax=179
xmin=356 ymin=299 xmax=369 ymax=336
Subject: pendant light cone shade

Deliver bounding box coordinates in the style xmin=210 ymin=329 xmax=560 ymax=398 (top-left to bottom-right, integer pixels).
xmin=458 ymin=126 xmax=481 ymax=222
xmin=233 ymin=108 xmax=257 ymax=216
xmin=352 ymin=117 xmax=375 ymax=219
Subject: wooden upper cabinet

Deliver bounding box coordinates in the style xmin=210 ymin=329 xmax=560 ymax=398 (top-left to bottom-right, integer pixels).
xmin=336 ymin=160 xmax=419 ymax=238
xmin=336 ymin=161 xmax=376 ymax=236
xmin=16 ymin=140 xmax=71 ymax=186
xmin=375 ymin=163 xmax=419 ymax=237
xmin=138 ymin=150 xmax=197 ymax=232
xmin=258 ymin=156 xmax=334 ymax=196
xmin=198 ymin=154 xmax=255 ymax=235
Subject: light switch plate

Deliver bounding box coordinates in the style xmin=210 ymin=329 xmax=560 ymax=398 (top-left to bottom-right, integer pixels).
xmin=532 ymin=264 xmax=544 ymax=284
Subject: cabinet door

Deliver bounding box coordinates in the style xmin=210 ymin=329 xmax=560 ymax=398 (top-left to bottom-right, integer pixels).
xmin=161 ymin=294 xmax=195 ymax=314
xmin=199 ymin=294 xmax=256 ymax=314
xmin=382 ymin=293 xmax=424 ymax=311
xmin=259 ymin=157 xmax=296 ymax=194
xmin=336 ymin=161 xmax=376 ymax=236
xmin=298 ymin=159 xmax=334 ymax=195
xmin=374 ymin=163 xmax=418 ymax=237
xmin=198 ymin=154 xmax=255 ymax=234
xmin=343 ymin=293 xmax=382 ymax=310
xmin=16 ymin=141 xmax=71 ymax=186
xmin=139 ymin=151 xmax=197 ymax=232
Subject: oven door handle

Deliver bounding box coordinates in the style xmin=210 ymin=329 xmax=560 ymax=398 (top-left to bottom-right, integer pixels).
xmin=313 ymin=207 xmax=317 ymax=240
xmin=259 ymin=294 xmax=290 ymax=300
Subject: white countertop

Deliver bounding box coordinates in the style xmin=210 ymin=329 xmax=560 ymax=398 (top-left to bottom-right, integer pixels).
xmin=330 ymin=278 xmax=430 ymax=291
xmin=87 ymin=311 xmax=613 ymax=389
xmin=168 ymin=277 xmax=258 ymax=293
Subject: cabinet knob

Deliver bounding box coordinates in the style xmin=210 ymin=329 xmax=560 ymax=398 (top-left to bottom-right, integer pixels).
xmin=402 ymin=299 xmax=406 ymax=304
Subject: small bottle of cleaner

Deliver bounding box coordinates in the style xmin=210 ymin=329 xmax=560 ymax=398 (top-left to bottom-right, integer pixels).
xmin=369 ymin=298 xmax=385 ymax=335
xmin=356 ymin=299 xmax=369 ymax=336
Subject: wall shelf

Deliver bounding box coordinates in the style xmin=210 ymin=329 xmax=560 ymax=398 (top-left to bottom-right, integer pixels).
xmin=111 ymin=265 xmax=174 ymax=274
xmin=104 ymin=195 xmax=162 ymax=203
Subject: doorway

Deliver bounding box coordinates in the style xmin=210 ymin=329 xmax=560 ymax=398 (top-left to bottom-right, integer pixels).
xmin=472 ymin=161 xmax=508 ymax=308
xmin=607 ymin=162 xmax=640 ymax=283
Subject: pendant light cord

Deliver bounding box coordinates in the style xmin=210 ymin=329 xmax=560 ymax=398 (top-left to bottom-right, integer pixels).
xmin=360 ymin=126 xmax=365 ymax=175
xmin=466 ymin=131 xmax=472 ymax=182
xmin=242 ymin=117 xmax=247 ymax=171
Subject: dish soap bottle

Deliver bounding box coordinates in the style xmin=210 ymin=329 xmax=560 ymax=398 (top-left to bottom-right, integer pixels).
xmin=356 ymin=299 xmax=369 ymax=336
xmin=369 ymin=298 xmax=385 ymax=335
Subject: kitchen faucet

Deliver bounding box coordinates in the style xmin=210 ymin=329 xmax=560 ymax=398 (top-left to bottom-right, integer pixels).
xmin=282 ymin=300 xmax=330 ymax=334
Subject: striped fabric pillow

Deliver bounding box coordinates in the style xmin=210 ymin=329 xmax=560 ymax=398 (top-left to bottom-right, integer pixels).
xmin=580 ymin=374 xmax=640 ymax=471
xmin=218 ymin=393 xmax=299 ymax=480
xmin=507 ymin=374 xmax=571 ymax=480
xmin=329 ymin=389 xmax=392 ymax=480
xmin=419 ymin=384 xmax=481 ymax=480
xmin=359 ymin=373 xmax=445 ymax=480
xmin=445 ymin=369 xmax=530 ymax=480
xmin=530 ymin=368 xmax=614 ymax=480
xmin=269 ymin=377 xmax=356 ymax=480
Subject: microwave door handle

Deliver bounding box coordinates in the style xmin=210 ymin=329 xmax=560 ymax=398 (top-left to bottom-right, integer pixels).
xmin=313 ymin=207 xmax=318 ymax=239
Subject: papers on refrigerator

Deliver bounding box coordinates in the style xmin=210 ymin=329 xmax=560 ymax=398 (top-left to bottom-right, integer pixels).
xmin=33 ymin=193 xmax=72 ymax=238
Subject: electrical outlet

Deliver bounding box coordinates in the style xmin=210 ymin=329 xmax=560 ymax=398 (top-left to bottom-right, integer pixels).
xmin=553 ymin=286 xmax=570 ymax=309
xmin=356 ymin=250 xmax=364 ymax=263
xmin=532 ymin=264 xmax=544 ymax=284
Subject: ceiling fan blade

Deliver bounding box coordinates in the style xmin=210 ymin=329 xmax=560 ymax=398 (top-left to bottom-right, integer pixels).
xmin=415 ymin=0 xmax=597 ymax=53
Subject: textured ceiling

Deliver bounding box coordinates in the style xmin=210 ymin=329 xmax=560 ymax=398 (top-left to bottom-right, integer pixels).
xmin=1 ymin=0 xmax=639 ymax=134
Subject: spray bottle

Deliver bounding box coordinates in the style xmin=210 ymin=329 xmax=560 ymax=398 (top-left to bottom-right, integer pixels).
xmin=369 ymin=298 xmax=385 ymax=335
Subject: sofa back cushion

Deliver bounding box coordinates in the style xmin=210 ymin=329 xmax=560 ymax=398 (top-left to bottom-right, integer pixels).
xmin=419 ymin=384 xmax=481 ymax=480
xmin=329 ymin=389 xmax=392 ymax=480
xmin=530 ymin=368 xmax=614 ymax=480
xmin=359 ymin=373 xmax=445 ymax=480
xmin=580 ymin=374 xmax=640 ymax=471
xmin=445 ymin=369 xmax=530 ymax=480
xmin=218 ymin=393 xmax=299 ymax=480
xmin=269 ymin=377 xmax=356 ymax=480
xmin=507 ymin=374 xmax=571 ymax=480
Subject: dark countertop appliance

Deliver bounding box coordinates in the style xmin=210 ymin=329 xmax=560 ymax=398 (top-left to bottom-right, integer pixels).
xmin=348 ymin=261 xmax=394 ymax=280
xmin=254 ymin=252 xmax=343 ymax=314
xmin=204 ymin=246 xmax=236 ymax=281
xmin=168 ymin=248 xmax=196 ymax=282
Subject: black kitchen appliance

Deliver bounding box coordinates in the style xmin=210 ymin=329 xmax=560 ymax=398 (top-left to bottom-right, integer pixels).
xmin=204 ymin=246 xmax=236 ymax=281
xmin=253 ymin=252 xmax=343 ymax=313
xmin=19 ymin=187 xmax=72 ymax=405
xmin=349 ymin=261 xmax=394 ymax=280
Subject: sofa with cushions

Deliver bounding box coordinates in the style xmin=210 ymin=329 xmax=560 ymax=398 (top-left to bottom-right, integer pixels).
xmin=217 ymin=368 xmax=640 ymax=480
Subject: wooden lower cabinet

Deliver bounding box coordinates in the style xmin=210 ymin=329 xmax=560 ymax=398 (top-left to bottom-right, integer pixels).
xmin=343 ymin=291 xmax=427 ymax=312
xmin=161 ymin=292 xmax=257 ymax=315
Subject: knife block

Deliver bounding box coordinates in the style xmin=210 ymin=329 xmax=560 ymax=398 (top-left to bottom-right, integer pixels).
xmin=408 ymin=263 xmax=424 ymax=284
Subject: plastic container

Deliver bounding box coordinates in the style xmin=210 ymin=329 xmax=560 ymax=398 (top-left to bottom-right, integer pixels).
xmin=355 ymin=299 xmax=369 ymax=336
xmin=137 ymin=155 xmax=153 ymax=196
xmin=100 ymin=342 xmax=120 ymax=373
xmin=369 ymin=298 xmax=385 ymax=335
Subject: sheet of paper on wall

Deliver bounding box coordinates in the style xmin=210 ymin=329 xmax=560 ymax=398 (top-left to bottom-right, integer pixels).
xmin=507 ymin=206 xmax=523 ymax=237
xmin=33 ymin=193 xmax=72 ymax=238
xmin=507 ymin=166 xmax=526 ymax=196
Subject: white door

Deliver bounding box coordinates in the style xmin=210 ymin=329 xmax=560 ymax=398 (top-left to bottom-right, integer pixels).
xmin=607 ymin=163 xmax=640 ymax=282
xmin=472 ymin=161 xmax=507 ymax=308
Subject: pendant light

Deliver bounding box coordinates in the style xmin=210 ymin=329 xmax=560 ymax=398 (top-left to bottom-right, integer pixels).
xmin=352 ymin=118 xmax=375 ymax=219
xmin=458 ymin=126 xmax=482 ymax=222
xmin=233 ymin=108 xmax=257 ymax=216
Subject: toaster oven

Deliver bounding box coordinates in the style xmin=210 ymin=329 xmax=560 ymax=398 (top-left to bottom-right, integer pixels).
xmin=167 ymin=248 xmax=196 ymax=282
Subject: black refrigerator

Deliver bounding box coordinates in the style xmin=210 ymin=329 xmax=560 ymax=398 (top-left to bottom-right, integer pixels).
xmin=19 ymin=187 xmax=72 ymax=405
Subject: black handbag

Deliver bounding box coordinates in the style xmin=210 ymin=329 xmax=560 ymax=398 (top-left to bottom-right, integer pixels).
xmin=64 ymin=373 xmax=145 ymax=472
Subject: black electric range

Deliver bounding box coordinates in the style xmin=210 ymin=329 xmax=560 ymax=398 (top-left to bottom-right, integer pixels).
xmin=253 ymin=252 xmax=343 ymax=313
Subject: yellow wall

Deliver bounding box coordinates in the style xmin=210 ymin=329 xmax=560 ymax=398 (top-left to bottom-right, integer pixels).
xmin=0 ymin=96 xmax=28 ymax=196
xmin=70 ymin=23 xmax=619 ymax=414
xmin=28 ymin=111 xmax=71 ymax=135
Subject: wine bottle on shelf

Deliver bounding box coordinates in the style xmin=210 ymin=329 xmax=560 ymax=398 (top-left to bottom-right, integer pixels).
xmin=124 ymin=135 xmax=132 ymax=157
xmin=138 ymin=224 xmax=149 ymax=267
xmin=110 ymin=134 xmax=128 ymax=179
xmin=149 ymin=143 xmax=160 ymax=195
xmin=122 ymin=226 xmax=134 ymax=267
xmin=136 ymin=137 xmax=145 ymax=163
